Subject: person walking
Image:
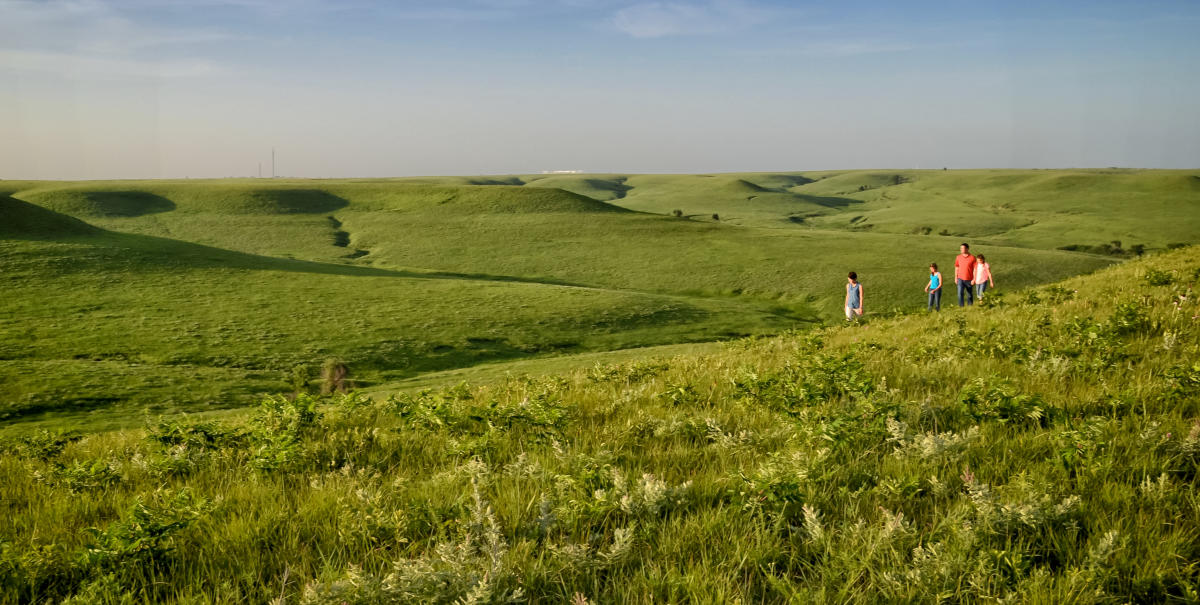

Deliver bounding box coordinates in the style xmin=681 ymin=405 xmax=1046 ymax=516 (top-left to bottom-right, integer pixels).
xmin=925 ymin=263 xmax=943 ymax=311
xmin=845 ymin=271 xmax=863 ymax=321
xmin=954 ymin=243 xmax=977 ymax=307
xmin=973 ymin=254 xmax=993 ymax=300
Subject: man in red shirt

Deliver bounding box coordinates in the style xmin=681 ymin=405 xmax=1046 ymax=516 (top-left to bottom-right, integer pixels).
xmin=954 ymin=243 xmax=977 ymax=307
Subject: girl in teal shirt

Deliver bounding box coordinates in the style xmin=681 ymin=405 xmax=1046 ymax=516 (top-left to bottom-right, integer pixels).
xmin=925 ymin=263 xmax=942 ymax=311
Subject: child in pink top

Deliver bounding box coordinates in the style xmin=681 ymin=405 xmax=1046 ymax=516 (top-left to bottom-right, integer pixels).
xmin=973 ymin=254 xmax=993 ymax=299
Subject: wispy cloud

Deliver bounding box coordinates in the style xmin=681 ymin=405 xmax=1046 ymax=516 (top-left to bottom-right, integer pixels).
xmin=0 ymin=0 xmax=234 ymax=77
xmin=730 ymin=40 xmax=921 ymax=58
xmin=801 ymin=40 xmax=917 ymax=56
xmin=612 ymin=0 xmax=771 ymax=38
xmin=0 ymin=49 xmax=225 ymax=78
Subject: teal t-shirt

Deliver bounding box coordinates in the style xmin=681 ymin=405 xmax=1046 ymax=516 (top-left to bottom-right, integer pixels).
xmin=929 ymin=272 xmax=941 ymax=290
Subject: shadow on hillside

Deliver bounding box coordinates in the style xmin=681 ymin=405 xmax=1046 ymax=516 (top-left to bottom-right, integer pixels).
xmin=0 ymin=196 xmax=603 ymax=289
xmin=586 ymin=177 xmax=633 ymax=200
xmin=0 ymin=195 xmax=101 ymax=238
xmin=238 ymin=189 xmax=350 ymax=214
xmin=744 ymin=174 xmax=816 ymax=190
xmin=84 ymin=191 xmax=176 ymax=216
xmin=793 ymin=193 xmax=865 ymax=209
xmin=37 ymin=226 xmax=596 ymax=288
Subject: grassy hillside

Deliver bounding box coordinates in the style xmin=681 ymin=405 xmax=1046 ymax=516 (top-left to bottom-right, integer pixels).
xmin=2 ymin=170 xmax=1194 ymax=431
xmin=0 ymin=195 xmax=99 ymax=238
xmin=2 ymin=245 xmax=1196 ymax=603
xmin=0 ymin=213 xmax=805 ymax=432
xmin=796 ymin=169 xmax=1200 ymax=249
xmin=610 ymin=173 xmax=836 ymax=227
xmin=7 ymin=176 xmax=1118 ymax=303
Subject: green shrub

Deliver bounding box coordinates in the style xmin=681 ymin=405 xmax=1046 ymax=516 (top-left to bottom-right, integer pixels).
xmin=1161 ymin=364 xmax=1200 ymax=406
xmin=291 ymin=363 xmax=313 ymax=395
xmin=739 ymin=451 xmax=819 ymax=525
xmin=35 ymin=460 xmax=121 ymax=493
xmin=253 ymin=393 xmax=321 ymax=436
xmin=1053 ymin=417 xmax=1112 ymax=476
xmin=389 ymin=384 xmax=568 ymax=442
xmin=248 ymin=432 xmax=305 ymax=472
xmin=657 ymin=383 xmax=702 ymax=407
xmin=81 ymin=489 xmax=212 ymax=573
xmin=1042 ymin=286 xmax=1076 ymax=304
xmin=1107 ymin=302 xmax=1153 ymax=336
xmin=958 ymin=378 xmax=1048 ymax=425
xmin=6 ymin=430 xmax=83 ymax=461
xmin=734 ymin=352 xmax=874 ymax=416
xmin=146 ymin=418 xmax=245 ymax=451
xmin=0 ymin=541 xmax=81 ymax=603
xmin=321 ymin=358 xmax=350 ymax=394
xmin=976 ymin=292 xmax=1006 ymax=309
xmin=1144 ymin=269 xmax=1175 ymax=286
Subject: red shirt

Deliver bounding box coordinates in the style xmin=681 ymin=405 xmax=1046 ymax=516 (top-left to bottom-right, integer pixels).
xmin=955 ymin=253 xmax=976 ymax=281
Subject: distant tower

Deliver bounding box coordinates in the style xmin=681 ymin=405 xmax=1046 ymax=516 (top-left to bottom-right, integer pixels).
xmin=272 ymin=148 xmax=275 ymax=178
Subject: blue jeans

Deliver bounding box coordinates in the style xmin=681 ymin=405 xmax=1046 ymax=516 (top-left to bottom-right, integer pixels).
xmin=975 ymin=282 xmax=988 ymax=299
xmin=957 ymin=278 xmax=974 ymax=306
xmin=928 ymin=289 xmax=941 ymax=311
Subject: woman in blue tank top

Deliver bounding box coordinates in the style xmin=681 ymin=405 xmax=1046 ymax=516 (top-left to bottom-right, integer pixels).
xmin=845 ymin=271 xmax=863 ymax=321
xmin=925 ymin=263 xmax=942 ymax=311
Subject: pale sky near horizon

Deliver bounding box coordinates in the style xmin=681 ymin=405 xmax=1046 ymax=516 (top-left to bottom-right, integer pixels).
xmin=2 ymin=0 xmax=1198 ymax=180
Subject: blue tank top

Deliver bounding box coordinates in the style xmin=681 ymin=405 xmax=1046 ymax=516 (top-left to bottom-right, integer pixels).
xmin=847 ymin=283 xmax=861 ymax=307
xmin=929 ymin=272 xmax=941 ymax=290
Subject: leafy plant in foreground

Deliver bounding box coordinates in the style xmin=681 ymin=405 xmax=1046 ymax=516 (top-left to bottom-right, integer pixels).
xmin=34 ymin=459 xmax=121 ymax=493
xmin=958 ymin=377 xmax=1048 ymax=425
xmin=6 ymin=429 xmax=83 ymax=461
xmin=81 ymin=488 xmax=212 ymax=572
xmin=1144 ymin=269 xmax=1176 ymax=287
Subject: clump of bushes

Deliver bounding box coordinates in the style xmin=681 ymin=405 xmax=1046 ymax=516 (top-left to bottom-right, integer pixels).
xmin=1057 ymin=240 xmax=1148 ymax=257
xmin=4 ymin=430 xmax=82 ymax=461
xmin=733 ymin=351 xmax=874 ymax=416
xmin=321 ymin=358 xmax=351 ymax=394
xmin=958 ymin=377 xmax=1048 ymax=425
xmin=1144 ymin=269 xmax=1175 ymax=286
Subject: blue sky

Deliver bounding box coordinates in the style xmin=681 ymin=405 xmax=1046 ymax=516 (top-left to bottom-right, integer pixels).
xmin=2 ymin=0 xmax=1198 ymax=178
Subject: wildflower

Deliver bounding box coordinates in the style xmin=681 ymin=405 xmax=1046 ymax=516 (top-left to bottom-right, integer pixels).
xmin=960 ymin=466 xmax=975 ymax=485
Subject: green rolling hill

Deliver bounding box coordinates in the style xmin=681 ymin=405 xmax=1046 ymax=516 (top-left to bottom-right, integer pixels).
xmin=1 ymin=170 xmax=1195 ymax=431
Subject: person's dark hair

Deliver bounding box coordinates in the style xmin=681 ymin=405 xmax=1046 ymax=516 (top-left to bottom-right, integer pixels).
xmin=961 ymin=242 xmax=970 ymax=250
xmin=848 ymin=271 xmax=857 ymax=281
xmin=930 ymin=262 xmax=938 ymax=271
xmin=976 ymin=254 xmax=986 ymax=262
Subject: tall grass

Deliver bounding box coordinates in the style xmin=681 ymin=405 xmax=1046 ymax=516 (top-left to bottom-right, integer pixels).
xmin=2 ymin=247 xmax=1198 ymax=603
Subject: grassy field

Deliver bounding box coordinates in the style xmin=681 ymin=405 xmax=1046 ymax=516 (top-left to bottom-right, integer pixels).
xmin=1 ymin=170 xmax=1195 ymax=432
xmin=796 ymin=169 xmax=1200 ymax=249
xmin=2 ymin=244 xmax=1197 ymax=603
xmin=1 ymin=198 xmax=806 ymax=432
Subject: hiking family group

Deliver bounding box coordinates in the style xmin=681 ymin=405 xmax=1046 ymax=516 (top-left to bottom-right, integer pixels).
xmin=844 ymin=243 xmax=994 ymax=321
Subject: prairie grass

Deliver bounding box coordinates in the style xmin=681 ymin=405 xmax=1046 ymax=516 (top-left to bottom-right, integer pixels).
xmin=2 ymin=246 xmax=1198 ymax=603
